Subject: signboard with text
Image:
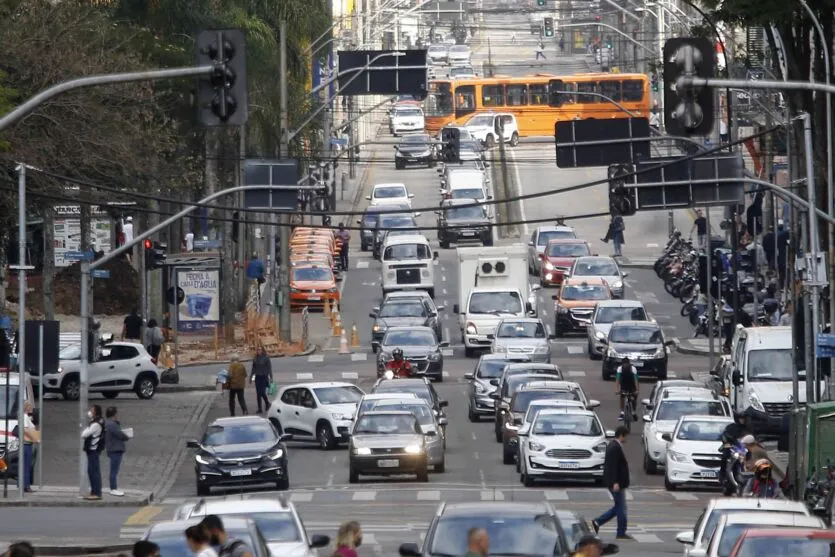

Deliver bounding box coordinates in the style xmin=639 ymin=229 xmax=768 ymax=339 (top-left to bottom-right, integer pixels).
xmin=176 ymin=268 xmax=220 ymax=332
xmin=53 ymin=205 xmax=112 ymax=267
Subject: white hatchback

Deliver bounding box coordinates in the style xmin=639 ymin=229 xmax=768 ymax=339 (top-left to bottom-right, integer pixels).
xmin=663 ymin=414 xmax=732 ymax=491
xmin=464 ymin=112 xmax=520 ymax=148
xmin=367 ymin=183 xmax=414 ymax=208
xmin=390 ymin=106 xmax=425 ymax=135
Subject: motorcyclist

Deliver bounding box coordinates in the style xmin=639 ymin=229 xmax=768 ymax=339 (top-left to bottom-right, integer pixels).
xmin=384 ymin=348 xmax=412 ymax=378
xmin=336 ymin=223 xmax=350 ymax=270
xmin=615 ymin=357 xmax=639 ymax=421
xmin=741 ymin=434 xmax=770 ymax=472
xmin=742 ymin=459 xmax=785 ymax=498
xmin=719 ymin=413 xmax=751 ymax=496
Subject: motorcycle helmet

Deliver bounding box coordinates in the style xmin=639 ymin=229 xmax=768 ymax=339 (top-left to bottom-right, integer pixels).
xmin=392 ymin=348 xmax=404 ymax=360
xmin=754 ymin=459 xmax=772 ymax=478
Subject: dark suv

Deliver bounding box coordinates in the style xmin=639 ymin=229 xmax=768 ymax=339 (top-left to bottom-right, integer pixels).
xmin=600 ymin=320 xmax=675 ymax=380
xmin=357 ymin=204 xmax=410 ymax=251
xmin=436 ymin=198 xmax=493 ymax=248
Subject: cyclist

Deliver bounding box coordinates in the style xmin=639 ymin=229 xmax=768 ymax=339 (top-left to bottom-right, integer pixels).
xmin=384 ymin=348 xmax=413 ymax=378
xmin=336 ymin=223 xmax=350 ymax=270
xmin=615 ymin=357 xmax=639 ymax=421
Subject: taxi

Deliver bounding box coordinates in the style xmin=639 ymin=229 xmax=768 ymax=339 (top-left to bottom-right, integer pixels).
xmin=289 ymin=264 xmax=340 ymax=309
xmin=290 ymin=236 xmax=335 ymax=254
xmin=539 ymin=239 xmax=592 ymax=287
xmin=289 ymin=254 xmax=341 ymax=281
xmin=551 ymin=277 xmax=612 ymax=336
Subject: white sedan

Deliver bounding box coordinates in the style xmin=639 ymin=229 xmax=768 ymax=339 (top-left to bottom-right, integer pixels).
xmin=367 ymin=183 xmax=414 ymax=208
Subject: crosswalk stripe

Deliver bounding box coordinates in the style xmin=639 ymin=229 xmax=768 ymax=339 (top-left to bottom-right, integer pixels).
xmin=566 ymin=371 xmax=586 ymax=378
xmin=566 ymin=346 xmax=584 ymax=355
xmin=441 ymin=348 xmax=454 ymax=357
xmin=670 ymin=492 xmax=698 ymax=501
xmin=356 ymin=261 xmax=369 ymax=269
xmin=351 ymin=353 xmax=368 ymax=361
xmin=290 ymin=492 xmax=314 ymax=502
xmin=544 ymin=490 xmax=569 ymax=500
xmin=630 ymin=533 xmax=664 ymax=543
xmin=307 ymin=355 xmax=325 ymax=362
xmin=296 ymin=372 xmax=314 ymax=380
xmin=480 ymin=490 xmax=505 ymax=501
xmin=417 ymin=490 xmax=440 ymax=500
xmin=353 ymin=490 xmax=377 ymax=501
xmin=342 ymin=372 xmax=359 ymax=379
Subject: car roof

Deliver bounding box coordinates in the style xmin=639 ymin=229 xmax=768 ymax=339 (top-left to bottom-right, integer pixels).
xmin=383 ymin=234 xmax=429 ymax=245
xmin=536 ymin=225 xmax=574 ymax=233
xmin=659 ymin=390 xmax=720 ymax=402
xmin=440 ymin=502 xmax=550 ymax=517
xmin=523 ymin=380 xmax=581 ymax=390
xmin=562 ymin=277 xmax=609 ymax=287
xmin=595 ymin=300 xmax=645 ymax=308
xmin=656 ymin=380 xmax=702 ymax=391
xmin=721 ymin=512 xmax=824 ymax=527
xmin=365 ymin=204 xmax=409 ymax=213
xmin=479 ymin=353 xmax=531 ymax=362
xmin=148 ymin=517 xmax=251 ymax=535
xmin=373 ymin=182 xmax=408 ymax=189
xmin=187 ymin=497 xmax=292 ymax=515
xmin=610 ymin=320 xmax=660 ymax=329
xmin=707 ymin=497 xmax=810 ymax=512
xmin=385 ymin=290 xmax=431 ymax=299
xmin=362 ymin=393 xmax=417 ymax=400
xmin=444 ymin=198 xmax=485 ymax=206
xmin=546 ymin=238 xmax=587 ymax=245
xmin=497 ymin=317 xmax=542 ymax=324
xmin=209 ymin=415 xmax=271 ymax=427
xmin=536 ymin=407 xmax=595 ymax=417
xmin=505 ymin=363 xmax=560 ymax=371
xmin=527 ymin=399 xmax=585 ymax=407
xmin=282 ymin=382 xmax=356 ymax=390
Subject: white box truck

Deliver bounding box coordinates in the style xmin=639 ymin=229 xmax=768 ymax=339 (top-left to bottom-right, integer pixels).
xmin=452 ymin=245 xmax=539 ymax=357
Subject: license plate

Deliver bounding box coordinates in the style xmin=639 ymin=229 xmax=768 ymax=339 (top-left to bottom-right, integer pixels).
xmin=409 ymin=158 xmax=418 ymax=162
xmin=377 ymin=459 xmax=399 ymax=468
xmin=632 ymin=361 xmax=644 ymax=368
xmin=699 ymin=470 xmax=718 ymax=479
xmin=229 ymin=468 xmax=252 ymax=477
xmin=461 ymin=232 xmax=475 ymax=236
xmin=557 ymin=461 xmax=581 ymax=469
xmin=308 ymin=296 xmax=321 ymax=301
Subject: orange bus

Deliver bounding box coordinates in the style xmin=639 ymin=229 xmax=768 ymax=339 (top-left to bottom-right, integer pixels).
xmin=423 ymin=73 xmax=651 ymax=137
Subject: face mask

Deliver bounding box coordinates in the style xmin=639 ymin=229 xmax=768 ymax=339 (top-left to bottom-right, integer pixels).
xmin=87 ymin=411 xmax=93 ymax=419
xmin=355 ymin=536 xmax=362 ymax=548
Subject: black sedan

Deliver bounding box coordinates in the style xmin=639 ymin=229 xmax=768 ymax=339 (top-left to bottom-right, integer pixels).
xmin=371 ymin=212 xmax=420 ymax=259
xmin=395 ymin=134 xmax=437 ymax=169
xmin=187 ymin=415 xmax=293 ymax=495
xmin=600 ymin=320 xmax=677 ymax=380
xmin=375 ymin=326 xmax=448 ymax=381
xmin=358 ymin=203 xmax=410 ymax=251
xmin=370 ymin=299 xmax=443 ymax=351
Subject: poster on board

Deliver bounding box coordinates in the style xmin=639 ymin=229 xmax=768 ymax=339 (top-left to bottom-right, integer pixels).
xmin=176 ymin=269 xmax=220 ymax=332
xmin=53 ymin=205 xmax=112 ymax=267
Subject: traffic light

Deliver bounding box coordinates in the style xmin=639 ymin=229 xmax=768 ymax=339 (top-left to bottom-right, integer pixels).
xmin=605 ymin=36 xmax=612 ymax=49
xmin=663 ymin=37 xmax=715 ymax=136
xmin=143 ymin=239 xmax=153 ymax=270
xmin=144 ymin=240 xmax=167 ymax=270
xmin=543 ymin=18 xmax=554 ymax=37
xmin=196 ymin=29 xmax=248 ymax=126
xmin=607 ymin=164 xmax=636 ymax=216
xmin=441 ymin=127 xmax=460 ymax=162
xmin=651 ymin=73 xmax=659 ymax=92
xmin=537 ymin=0 xmax=545 ymax=6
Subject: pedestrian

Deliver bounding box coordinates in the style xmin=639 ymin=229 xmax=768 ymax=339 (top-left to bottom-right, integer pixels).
xmin=572 ymin=534 xmax=606 ymax=557
xmin=333 ymin=521 xmax=363 ymax=557
xmin=132 ymin=541 xmax=160 ymax=557
xmin=246 ymin=252 xmax=265 ymax=283
xmin=122 ymin=308 xmax=142 ymax=341
xmin=463 ymin=528 xmax=489 ymax=557
xmin=600 ymin=214 xmax=625 ymax=256
xmin=200 ymin=515 xmax=254 ymax=557
xmin=719 ymin=118 xmax=729 ymax=144
xmin=535 ymin=40 xmax=546 ymax=60
xmin=649 ymin=107 xmax=660 ymax=131
xmin=184 ymin=231 xmax=195 ymax=252
xmin=250 ymin=346 xmax=273 ymax=414
xmin=779 ymin=301 xmax=792 ymax=325
xmin=510 ymin=32 xmax=516 ymax=44
xmin=186 ymin=524 xmax=218 ymax=557
xmin=690 ymin=209 xmax=708 ymax=251
xmin=227 ymin=354 xmax=248 ymax=416
xmin=144 ymin=319 xmax=164 ymax=359
xmin=81 ymin=404 xmax=105 ymax=500
xmin=559 ymin=37 xmax=565 ymax=52
xmin=336 ymin=223 xmax=350 ymax=270
xmin=741 ymin=434 xmax=769 ymax=472
xmin=105 ymin=406 xmax=130 ymax=496
xmin=592 ymin=425 xmax=632 ymax=540
xmin=21 ymin=402 xmax=39 ymax=493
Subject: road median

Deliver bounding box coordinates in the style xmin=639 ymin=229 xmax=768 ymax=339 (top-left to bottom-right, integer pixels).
xmin=490 ymin=147 xmax=522 ymax=239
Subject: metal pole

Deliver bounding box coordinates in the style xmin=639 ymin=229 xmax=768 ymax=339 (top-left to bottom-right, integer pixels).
xmin=36 ymin=323 xmax=43 ymax=488
xmin=16 ymin=164 xmax=26 ymax=498
xmin=269 ymin=213 xmax=277 ymax=309
xmin=171 ymin=266 xmax=180 ymax=374
xmin=279 ymin=215 xmax=291 ymax=341
xmin=279 ymin=21 xmax=289 ymax=157
xmin=706 ymin=207 xmax=715 ymax=367
xmin=79 ymin=262 xmax=89 ymax=496
xmin=656 ymin=2 xmax=664 ymax=124
xmin=803 ymin=113 xmax=822 ymax=403
xmin=3 ymin=366 xmax=9 ymax=497
xmin=237 ymin=127 xmax=247 ymax=306
xmin=139 ymin=240 xmax=147 ymax=341
xmin=802 ymin=209 xmax=814 ymax=405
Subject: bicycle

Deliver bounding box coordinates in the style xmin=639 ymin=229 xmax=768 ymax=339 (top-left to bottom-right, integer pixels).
xmin=620 ymin=392 xmax=638 ymax=433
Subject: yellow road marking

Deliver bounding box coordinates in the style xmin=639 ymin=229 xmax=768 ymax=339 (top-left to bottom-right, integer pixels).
xmin=124 ymin=505 xmax=164 ymax=525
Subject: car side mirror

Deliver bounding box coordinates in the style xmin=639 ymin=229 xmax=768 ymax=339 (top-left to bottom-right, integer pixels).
xmin=393 ymin=145 xmax=399 ymax=150
xmin=641 ymin=398 xmax=650 ymax=407
xmin=551 ymin=294 xmax=559 ymax=300
xmin=688 ymin=549 xmax=707 ymax=557
xmin=665 ymin=339 xmax=678 ymax=348
xmin=369 ymin=313 xmax=377 ymax=318
xmin=280 ymin=433 xmax=294 ymax=442
xmin=622 ymin=271 xmax=629 ymax=278
xmin=489 ymin=392 xmax=500 ymax=399
xmin=486 ymin=334 xmax=495 ymax=340
xmin=525 ymin=301 xmax=533 ymax=313
xmin=437 ymin=305 xmax=446 ymax=311
xmin=186 ymin=439 xmax=200 ymax=448
xmin=513 ymin=417 xmax=523 ymax=426
xmin=409 ymin=193 xmax=415 ymax=198
xmin=528 ymin=241 xmax=534 ymax=247
xmin=642 ymin=414 xmax=652 ymax=422
xmin=309 ymin=535 xmax=330 ymax=548
xmin=372 ymin=306 xmax=380 ymax=313
xmin=439 ymin=341 xmax=450 ymax=347
xmin=599 ymin=338 xmax=608 ymax=345
xmin=489 ymin=379 xmax=499 ymax=386
xmin=732 ymin=370 xmax=742 ymax=385
xmin=356 ymin=219 xmax=363 ymax=225
xmin=661 ymin=433 xmax=672 ymax=442
xmin=605 ymin=429 xmax=616 ymax=438
xmin=676 ymin=532 xmax=695 ymax=545
xmin=439 ymin=400 xmax=449 ymax=408
xmin=434 ymin=251 xmax=440 ymax=259
xmin=453 ymin=304 xmax=460 ymax=314
xmin=399 ymin=543 xmax=421 ymax=557
xmin=425 ymin=429 xmax=438 ymax=436
xmin=464 ymin=372 xmax=474 ymax=380
xmin=586 ymin=399 xmax=600 ymax=409
xmin=438 ymin=417 xmax=448 ymax=426
xmin=487 ymin=195 xmax=493 ymax=200
xmin=436 ymin=168 xmax=443 ymax=173
xmin=414 ymin=212 xmax=422 ymax=217
xmin=365 ymin=195 xmax=371 ymax=200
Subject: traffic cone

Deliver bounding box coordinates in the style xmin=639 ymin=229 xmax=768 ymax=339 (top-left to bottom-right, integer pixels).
xmin=339 ymin=328 xmax=351 ymax=354
xmin=330 ymin=302 xmax=338 ymax=326
xmin=324 ymin=298 xmax=332 ymax=317
xmin=332 ymin=310 xmax=342 ymax=337
xmin=351 ymin=324 xmax=360 ymax=347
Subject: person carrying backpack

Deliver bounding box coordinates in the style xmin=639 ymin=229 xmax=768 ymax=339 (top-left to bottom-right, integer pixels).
xmin=81 ymin=404 xmax=106 ymax=500
xmin=200 ymin=515 xmax=254 ymax=557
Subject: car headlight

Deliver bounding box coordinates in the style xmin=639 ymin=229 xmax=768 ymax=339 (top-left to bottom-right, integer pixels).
xmin=474 ymin=382 xmax=485 ymax=393
xmin=331 ymin=412 xmax=350 ymax=421
xmin=607 ymin=348 xmax=622 ymax=359
xmin=593 ymin=441 xmax=608 ymax=453
xmin=290 ymin=287 xmax=299 ymax=293
xmin=57 ymin=366 xmax=63 ymax=373
xmin=493 ymin=345 xmax=507 ymax=353
xmin=6 ymin=438 xmax=19 ymax=453
xmin=195 ymin=454 xmax=216 ymax=466
xmin=544 ymin=262 xmax=554 ymax=271
xmin=748 ymin=392 xmax=765 ymax=412
xmin=373 ymin=324 xmax=383 ymax=332
xmin=405 ymin=444 xmax=423 ymax=454
xmin=534 ymin=345 xmax=549 ymax=353
xmin=429 ymin=352 xmax=441 ymax=361
xmin=355 ymin=447 xmax=372 ymax=455
xmin=528 ymin=441 xmax=546 ymax=452
xmin=556 ymin=304 xmax=568 ymax=314
xmin=655 ymin=432 xmax=670 ymax=442
xmin=266 ymin=448 xmax=284 ymax=460
xmin=654 ymin=347 xmax=666 ymax=357
xmin=668 ymin=450 xmax=690 ymax=463
xmin=466 ymin=323 xmax=478 ymax=335
xmin=384 ymin=370 xmax=394 ymax=380
xmin=611 ymin=281 xmax=623 ymax=289
xmin=595 ymin=331 xmax=605 ymax=340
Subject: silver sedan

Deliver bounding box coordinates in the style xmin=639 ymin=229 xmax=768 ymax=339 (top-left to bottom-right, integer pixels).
xmin=489 ymin=318 xmax=551 ymax=363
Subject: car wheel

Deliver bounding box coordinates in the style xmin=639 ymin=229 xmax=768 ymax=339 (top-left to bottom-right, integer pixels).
xmin=657 ymin=366 xmax=668 ymax=380
xmin=317 ymin=422 xmax=336 ymax=450
xmin=196 ymin=481 xmax=210 ymax=496
xmin=593 ymin=477 xmax=604 ymax=487
xmin=103 ymin=392 xmax=119 ymax=399
xmin=435 ymin=373 xmax=444 ymax=383
xmin=349 ymin=466 xmax=359 ymax=483
xmin=464 ymin=346 xmax=475 ymax=358
xmin=601 ymin=366 xmax=612 ymax=381
xmin=276 ymin=476 xmax=290 ymax=491
xmin=134 ymin=374 xmax=157 ymax=399
xmin=664 ymin=475 xmax=676 ymax=491
xmin=468 ymin=407 xmax=479 ymax=422
xmin=523 ymin=473 xmax=535 ymax=487
xmin=417 ymin=467 xmax=429 ymax=482
xmin=395 ymin=161 xmax=404 ymax=169
xmin=495 ymin=426 xmax=502 ymax=443
xmin=61 ymin=376 xmax=80 ymax=401
xmin=643 ymin=451 xmax=658 ymax=474
xmin=515 ymin=456 xmax=521 ymax=473
xmin=510 ymin=132 xmax=519 ymax=147
xmin=428 ymin=288 xmax=435 ymax=298
xmin=435 ymin=459 xmax=446 ymax=473
xmin=439 ymin=239 xmax=450 ymax=249
xmin=588 ymin=341 xmax=602 ymax=361
xmin=503 ymin=443 xmax=514 ymax=465
xmin=482 ymin=233 xmax=493 ymax=246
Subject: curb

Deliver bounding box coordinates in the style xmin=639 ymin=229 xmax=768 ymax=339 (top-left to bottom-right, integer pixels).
xmin=175 ymin=343 xmax=318 ymax=370
xmin=618 ymin=262 xmax=655 ymax=270
xmin=678 ymin=344 xmax=710 ymax=357
xmin=19 ymin=543 xmax=133 ymax=555
xmin=0 ymin=496 xmax=150 ymax=508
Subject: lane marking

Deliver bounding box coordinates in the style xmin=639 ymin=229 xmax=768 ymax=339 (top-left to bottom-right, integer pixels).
xmin=481 ymin=490 xmax=505 ymax=501
xmin=290 ymin=492 xmax=314 ymax=502
xmin=352 ymin=491 xmax=378 ymax=501
xmin=363 ymin=534 xmax=378 ymax=546
xmin=442 ymin=288 xmax=448 ymax=295
xmin=444 ymin=327 xmax=451 ymax=342
xmin=124 ymin=505 xmax=164 ymax=525
xmin=670 ymin=492 xmax=698 ymax=501
xmin=441 ymin=349 xmax=454 ymax=357
xmin=473 ymin=452 xmax=480 ymax=460
xmin=508 ymin=149 xmax=530 ymax=235
xmin=442 ymin=275 xmax=447 ymax=282
xmin=357 ymin=261 xmax=369 ymax=269
xmin=566 ymin=371 xmax=586 ymax=378
xmin=479 ymin=469 xmax=487 ymax=489
xmin=308 ymin=355 xmax=324 ymax=363
xmin=607 ymin=490 xmax=634 ymax=501
xmin=566 ymin=346 xmax=584 ymax=355
xmin=327 ymin=473 xmax=334 ymax=486
xmin=630 ymin=533 xmax=663 ymax=543
xmin=342 ymin=372 xmax=360 ymax=379
xmin=297 ymin=372 xmax=314 ymax=380
xmin=472 ymin=432 xmax=478 ymax=441
xmin=351 ymin=353 xmax=368 ymax=361
xmin=646 ymin=243 xmax=660 ymax=248
xmin=417 ymin=490 xmax=441 ymax=500
xmin=544 ymin=490 xmax=569 ymax=500
xmin=442 ymin=371 xmax=451 ymax=377
xmin=546 ymin=324 xmax=552 ymax=336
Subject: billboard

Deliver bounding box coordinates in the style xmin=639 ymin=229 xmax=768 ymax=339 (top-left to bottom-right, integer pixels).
xmin=176 ymin=268 xmax=220 ymax=332
xmin=53 ymin=205 xmax=112 ymax=267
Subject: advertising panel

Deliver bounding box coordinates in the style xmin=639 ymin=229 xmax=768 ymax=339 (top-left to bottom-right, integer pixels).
xmin=176 ymin=268 xmax=220 ymax=332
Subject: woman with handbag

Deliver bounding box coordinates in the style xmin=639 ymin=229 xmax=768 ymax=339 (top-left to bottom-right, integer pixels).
xmin=22 ymin=402 xmax=40 ymax=493
xmin=250 ymin=346 xmax=274 ymax=414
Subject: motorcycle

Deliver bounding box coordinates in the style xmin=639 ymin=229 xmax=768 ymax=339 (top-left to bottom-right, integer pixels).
xmin=720 ymin=440 xmax=750 ymax=496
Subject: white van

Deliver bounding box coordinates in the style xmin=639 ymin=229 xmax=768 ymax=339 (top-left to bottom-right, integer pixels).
xmin=381 ymin=234 xmax=439 ymax=298
xmin=441 ymin=168 xmax=490 ymax=201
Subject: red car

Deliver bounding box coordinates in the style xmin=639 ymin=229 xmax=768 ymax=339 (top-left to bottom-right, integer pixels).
xmin=539 ymin=239 xmax=592 ymax=287
xmin=729 ymin=527 xmax=835 ymax=557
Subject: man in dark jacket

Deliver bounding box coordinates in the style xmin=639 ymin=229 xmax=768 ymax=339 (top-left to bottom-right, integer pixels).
xmin=592 ymin=426 xmax=632 ymax=540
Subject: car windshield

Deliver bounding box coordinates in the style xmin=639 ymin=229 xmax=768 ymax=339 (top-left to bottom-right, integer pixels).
xmin=748 ymin=349 xmax=794 ymax=382
xmin=202 ymin=423 xmax=276 ymax=446
xmin=374 ymin=383 xmax=432 ymax=403
xmin=734 ymin=536 xmax=835 ymax=557
xmin=149 ymin=526 xmax=255 ymax=557
xmin=396 ymin=108 xmax=423 ymax=118
xmin=513 ymin=391 xmax=578 ymax=412
xmin=0 ymin=386 xmax=19 ymax=419
xmin=656 ymin=400 xmax=726 ymax=421
xmin=245 ymin=513 xmax=302 ymax=542
xmin=538 ymin=229 xmax=575 ymax=245
xmin=313 ymin=386 xmax=363 ymax=405
xmin=676 ymin=420 xmax=728 ymax=441
xmin=609 ymin=326 xmax=662 ymax=344
xmin=292 ymin=267 xmax=333 ymax=282
xmin=353 ymin=413 xmax=421 ymax=434
xmin=379 ymin=215 xmax=416 ymax=228
xmin=375 ymin=186 xmax=408 ymax=199
xmin=546 ymin=242 xmax=589 ymax=257
xmin=533 ymin=414 xmax=601 ymax=436
xmin=379 ymin=302 xmax=427 ymax=318
xmin=574 ymin=260 xmax=619 ymax=275
xmin=372 ymin=402 xmax=434 ymax=425
xmin=561 ymin=285 xmax=609 ymax=301
xmin=450 ymin=188 xmax=484 ymax=199
xmin=430 ymin=513 xmax=561 ymax=557
xmin=59 ymin=344 xmax=81 ymax=360
xmin=596 ymin=306 xmax=647 ymax=323
xmin=718 ymin=526 xmax=798 ymax=557
xmin=384 ymin=243 xmax=431 ymax=260
xmin=383 ymin=330 xmax=436 ymax=346
xmin=477 ymin=360 xmax=511 ymax=379
xmin=403 ymin=135 xmax=430 ymax=145
xmin=468 ymin=291 xmax=522 ymax=314
xmin=428 ymin=45 xmax=446 ymax=52
xmin=497 ymin=321 xmax=546 ymax=338
xmin=450 ymin=67 xmax=474 ymax=77
xmin=467 ymin=115 xmax=493 ymax=127
xmin=450 ymin=46 xmax=469 ymax=53
xmin=447 ymin=206 xmax=486 ymax=220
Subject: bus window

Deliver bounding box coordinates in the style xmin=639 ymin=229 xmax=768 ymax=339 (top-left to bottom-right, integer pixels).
xmin=600 ymin=80 xmax=621 ymax=102
xmin=507 ymin=84 xmax=527 ymax=106
xmin=530 ymin=83 xmax=549 ymax=105
xmin=548 ymin=80 xmax=568 ymax=107
xmin=577 ymin=81 xmax=599 ymax=103
xmin=482 ymin=85 xmax=505 ymax=107
xmin=455 ymin=84 xmax=477 ymax=118
xmin=425 ymin=82 xmax=453 ymax=116
xmin=622 ymin=80 xmax=645 ymax=102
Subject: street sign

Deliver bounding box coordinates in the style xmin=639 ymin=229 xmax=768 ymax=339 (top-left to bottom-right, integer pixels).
xmin=337 ymin=50 xmax=428 ymax=97
xmin=331 ymin=137 xmax=348 ymax=147
xmin=424 ymin=2 xmax=465 ymax=20
xmin=555 ymin=118 xmax=651 ymax=168
xmin=91 ymin=269 xmax=110 ymax=279
xmin=193 ymin=239 xmax=222 ymax=250
xmin=817 ymin=333 xmax=835 ymax=358
xmin=625 ymin=153 xmax=745 ymax=210
xmin=166 ymin=286 xmax=186 ymax=306
xmin=243 ymin=159 xmax=300 ymax=211
xmin=63 ymin=250 xmax=94 ymax=262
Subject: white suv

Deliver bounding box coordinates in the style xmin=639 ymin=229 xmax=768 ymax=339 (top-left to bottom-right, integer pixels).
xmin=174 ymin=496 xmax=330 ymax=557
xmin=464 ymin=112 xmax=520 ymax=148
xmin=38 ymin=341 xmax=160 ymax=400
xmin=268 ymin=382 xmax=365 ymax=450
xmin=663 ymin=414 xmax=733 ymax=491
xmin=389 ymin=106 xmax=425 ymax=135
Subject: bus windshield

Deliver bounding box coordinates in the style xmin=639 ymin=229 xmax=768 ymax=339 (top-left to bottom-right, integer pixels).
xmin=424 ymin=82 xmax=453 ymax=116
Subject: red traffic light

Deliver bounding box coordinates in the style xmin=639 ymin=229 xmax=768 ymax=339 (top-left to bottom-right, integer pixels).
xmin=144 ymin=239 xmax=152 ymax=249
